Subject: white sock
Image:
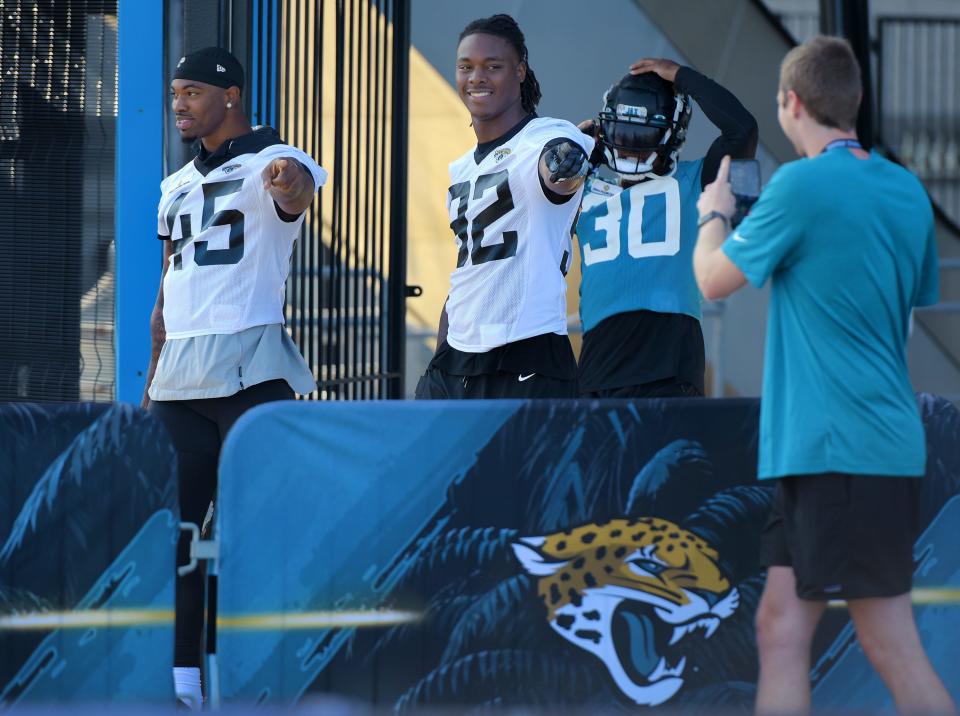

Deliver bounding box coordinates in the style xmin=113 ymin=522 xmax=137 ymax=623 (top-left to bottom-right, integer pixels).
xmin=173 ymin=666 xmax=203 ymax=710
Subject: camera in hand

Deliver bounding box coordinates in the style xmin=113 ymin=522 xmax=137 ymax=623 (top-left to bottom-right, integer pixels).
xmin=729 ymin=159 xmax=761 ymax=228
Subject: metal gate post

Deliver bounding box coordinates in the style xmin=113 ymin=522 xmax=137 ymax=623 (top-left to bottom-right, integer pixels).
xmin=387 ymin=0 xmax=411 ymax=399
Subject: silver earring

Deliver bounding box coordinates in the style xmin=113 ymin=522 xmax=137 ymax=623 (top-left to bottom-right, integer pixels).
xmin=226 ymin=102 xmax=233 ymax=108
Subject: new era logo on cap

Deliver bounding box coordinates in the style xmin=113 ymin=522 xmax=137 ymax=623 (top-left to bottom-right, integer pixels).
xmin=173 ymin=48 xmax=243 ymax=89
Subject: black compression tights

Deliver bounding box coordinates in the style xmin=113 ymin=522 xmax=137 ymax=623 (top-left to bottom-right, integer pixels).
xmin=148 ymin=380 xmax=294 ymax=667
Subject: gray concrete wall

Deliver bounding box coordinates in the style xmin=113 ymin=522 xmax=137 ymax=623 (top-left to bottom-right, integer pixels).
xmin=412 ymin=0 xmax=735 ymax=164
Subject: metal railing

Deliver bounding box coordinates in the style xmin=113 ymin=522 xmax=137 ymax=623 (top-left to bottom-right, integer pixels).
xmin=250 ymin=0 xmax=410 ymax=400
xmin=768 ymin=9 xmax=960 ymax=229
xmin=877 ymin=17 xmax=960 ymax=228
xmin=0 ymin=1 xmax=118 ymax=402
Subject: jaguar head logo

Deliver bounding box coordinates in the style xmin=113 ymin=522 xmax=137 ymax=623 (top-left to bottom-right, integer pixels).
xmin=512 ymin=517 xmax=739 ymax=706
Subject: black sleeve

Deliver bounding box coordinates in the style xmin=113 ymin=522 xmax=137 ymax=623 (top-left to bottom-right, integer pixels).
xmin=674 ymin=66 xmax=758 ymax=188
xmin=273 ymin=200 xmax=302 ymax=223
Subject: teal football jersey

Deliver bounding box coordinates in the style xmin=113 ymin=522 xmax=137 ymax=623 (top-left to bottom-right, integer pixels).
xmin=577 ymin=159 xmax=704 ymax=333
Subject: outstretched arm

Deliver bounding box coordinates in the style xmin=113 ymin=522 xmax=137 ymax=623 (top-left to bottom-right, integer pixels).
xmin=262 ymin=157 xmax=317 ymax=217
xmin=538 ymin=138 xmax=589 ymax=201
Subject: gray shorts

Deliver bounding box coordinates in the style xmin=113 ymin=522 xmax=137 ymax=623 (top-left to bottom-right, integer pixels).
xmin=148 ymin=323 xmax=315 ymax=401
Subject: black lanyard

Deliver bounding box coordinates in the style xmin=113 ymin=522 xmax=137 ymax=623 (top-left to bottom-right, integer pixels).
xmin=822 ymin=138 xmax=863 ymax=154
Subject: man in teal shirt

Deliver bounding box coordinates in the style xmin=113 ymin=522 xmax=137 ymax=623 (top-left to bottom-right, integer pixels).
xmin=692 ymin=36 xmax=952 ymax=715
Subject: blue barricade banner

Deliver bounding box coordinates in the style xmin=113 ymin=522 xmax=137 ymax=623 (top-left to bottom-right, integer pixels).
xmin=217 ymin=396 xmax=960 ymax=711
xmin=0 ymin=403 xmax=178 ymax=705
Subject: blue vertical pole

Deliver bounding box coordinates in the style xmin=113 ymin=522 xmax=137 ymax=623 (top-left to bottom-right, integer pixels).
xmin=115 ymin=0 xmax=164 ymax=403
xmin=251 ymin=0 xmax=260 ymax=125
xmin=249 ymin=0 xmax=278 ymax=128
xmin=270 ymin=0 xmax=278 ymax=125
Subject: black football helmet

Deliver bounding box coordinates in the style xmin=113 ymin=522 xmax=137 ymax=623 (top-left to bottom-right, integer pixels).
xmin=597 ymin=72 xmax=692 ymax=178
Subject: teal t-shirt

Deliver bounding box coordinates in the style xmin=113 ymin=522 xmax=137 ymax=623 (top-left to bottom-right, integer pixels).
xmin=722 ymin=149 xmax=939 ymax=479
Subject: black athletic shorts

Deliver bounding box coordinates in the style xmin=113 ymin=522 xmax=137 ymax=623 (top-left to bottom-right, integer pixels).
xmin=759 ymin=472 xmax=921 ymax=601
xmin=414 ymin=365 xmax=577 ymax=399
xmin=580 ymin=377 xmax=703 ymax=399
xmin=578 ymin=310 xmax=705 ymax=396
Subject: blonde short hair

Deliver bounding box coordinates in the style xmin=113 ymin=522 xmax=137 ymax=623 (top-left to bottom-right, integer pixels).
xmin=779 ymin=35 xmax=862 ymax=130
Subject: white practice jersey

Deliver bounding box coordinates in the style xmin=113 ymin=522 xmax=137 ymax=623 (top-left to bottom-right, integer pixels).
xmin=157 ymin=133 xmax=326 ymax=339
xmin=445 ymin=117 xmax=594 ymax=352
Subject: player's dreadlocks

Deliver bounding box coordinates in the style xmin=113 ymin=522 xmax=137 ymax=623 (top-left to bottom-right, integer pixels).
xmin=459 ymin=14 xmax=541 ymax=114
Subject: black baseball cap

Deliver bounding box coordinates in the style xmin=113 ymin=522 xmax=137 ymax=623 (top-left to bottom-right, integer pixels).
xmin=173 ymin=47 xmax=244 ymax=90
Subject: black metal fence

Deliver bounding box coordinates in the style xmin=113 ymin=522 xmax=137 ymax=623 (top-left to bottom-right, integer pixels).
xmin=765 ymin=7 xmax=960 ymax=228
xmin=877 ymin=17 xmax=960 ymax=228
xmin=253 ymin=0 xmax=410 ymax=400
xmin=0 ymin=0 xmax=118 ymax=402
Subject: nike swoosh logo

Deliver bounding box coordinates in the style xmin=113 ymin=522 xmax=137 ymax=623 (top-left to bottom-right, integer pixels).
xmin=732 ymin=233 xmax=749 ymax=243
xmin=518 ymin=373 xmax=536 ymax=382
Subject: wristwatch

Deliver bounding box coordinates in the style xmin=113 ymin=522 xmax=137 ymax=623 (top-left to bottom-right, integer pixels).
xmin=697 ymin=211 xmax=730 ymax=229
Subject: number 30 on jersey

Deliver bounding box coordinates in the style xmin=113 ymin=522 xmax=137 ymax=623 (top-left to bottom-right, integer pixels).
xmin=580 ymin=177 xmax=681 ymax=266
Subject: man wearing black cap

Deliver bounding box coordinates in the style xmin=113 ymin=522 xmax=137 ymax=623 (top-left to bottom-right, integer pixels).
xmin=141 ymin=47 xmax=326 ymax=709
